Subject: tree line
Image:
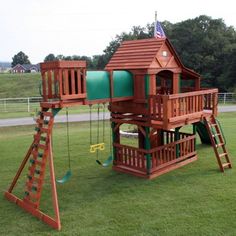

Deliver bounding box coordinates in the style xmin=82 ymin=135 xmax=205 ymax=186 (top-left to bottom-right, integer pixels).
xmin=12 ymin=15 xmax=236 ymax=92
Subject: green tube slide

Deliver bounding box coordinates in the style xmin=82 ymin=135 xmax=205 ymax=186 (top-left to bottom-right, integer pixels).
xmin=196 ymin=121 xmax=211 ymax=144
xmin=86 ymin=71 xmax=133 ymax=101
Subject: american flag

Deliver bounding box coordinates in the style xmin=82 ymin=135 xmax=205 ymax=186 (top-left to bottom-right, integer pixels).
xmin=154 ymin=21 xmax=166 ymax=38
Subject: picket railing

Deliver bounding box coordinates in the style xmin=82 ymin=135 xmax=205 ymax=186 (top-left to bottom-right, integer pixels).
xmin=149 ymin=89 xmax=219 ymax=126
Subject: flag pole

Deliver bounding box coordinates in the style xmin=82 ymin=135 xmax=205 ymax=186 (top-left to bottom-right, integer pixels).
xmin=154 ymin=11 xmax=157 ymax=37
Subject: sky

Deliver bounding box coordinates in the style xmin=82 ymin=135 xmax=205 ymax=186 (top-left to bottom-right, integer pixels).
xmin=1 ymin=0 xmax=236 ymax=64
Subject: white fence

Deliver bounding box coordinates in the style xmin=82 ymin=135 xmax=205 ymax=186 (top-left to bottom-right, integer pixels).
xmin=0 ymin=97 xmax=42 ymax=113
xmin=0 ymin=93 xmax=235 ymax=113
xmin=218 ymin=93 xmax=235 ymax=104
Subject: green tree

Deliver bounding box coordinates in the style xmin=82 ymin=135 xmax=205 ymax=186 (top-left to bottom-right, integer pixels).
xmin=167 ymin=15 xmax=236 ymax=90
xmin=11 ymin=51 xmax=31 ymax=67
xmin=103 ymin=25 xmax=153 ymax=63
xmin=44 ymin=53 xmax=57 ymax=62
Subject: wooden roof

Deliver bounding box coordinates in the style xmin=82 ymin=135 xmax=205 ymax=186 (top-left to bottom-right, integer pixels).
xmin=105 ymin=38 xmax=200 ymax=79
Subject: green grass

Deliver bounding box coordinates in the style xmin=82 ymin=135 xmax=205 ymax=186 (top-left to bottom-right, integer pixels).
xmin=0 ymin=113 xmax=236 ymax=235
xmin=0 ymin=73 xmax=41 ymax=98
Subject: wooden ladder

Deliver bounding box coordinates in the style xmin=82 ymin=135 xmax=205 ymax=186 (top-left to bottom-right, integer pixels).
xmin=204 ymin=115 xmax=232 ymax=172
xmin=24 ymin=110 xmax=54 ymax=207
xmin=4 ymin=108 xmax=61 ymax=230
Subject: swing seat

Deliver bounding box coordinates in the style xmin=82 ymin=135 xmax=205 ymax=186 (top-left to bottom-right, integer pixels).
xmin=90 ymin=143 xmax=105 ymax=153
xmin=96 ymin=155 xmax=113 ymax=167
xmin=56 ymin=170 xmax=72 ymax=184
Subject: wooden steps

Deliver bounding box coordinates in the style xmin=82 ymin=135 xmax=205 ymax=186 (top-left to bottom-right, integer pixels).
xmin=204 ymin=115 xmax=232 ymax=172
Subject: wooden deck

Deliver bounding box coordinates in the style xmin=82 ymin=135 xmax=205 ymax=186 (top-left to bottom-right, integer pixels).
xmin=110 ymin=88 xmax=218 ymax=130
xmin=149 ymin=88 xmax=218 ymax=129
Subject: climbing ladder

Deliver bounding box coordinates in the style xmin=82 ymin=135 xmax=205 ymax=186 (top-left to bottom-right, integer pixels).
xmin=4 ymin=108 xmax=61 ymax=230
xmin=204 ymin=115 xmax=232 ymax=172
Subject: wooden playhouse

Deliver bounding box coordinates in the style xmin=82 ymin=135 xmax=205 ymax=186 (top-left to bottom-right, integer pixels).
xmin=4 ymin=37 xmax=231 ymax=230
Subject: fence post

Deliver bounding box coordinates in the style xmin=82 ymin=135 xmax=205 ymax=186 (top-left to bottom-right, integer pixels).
xmin=4 ymin=99 xmax=7 ymax=112
xmin=223 ymin=93 xmax=226 ymax=104
xmin=27 ymin=97 xmax=30 ymax=112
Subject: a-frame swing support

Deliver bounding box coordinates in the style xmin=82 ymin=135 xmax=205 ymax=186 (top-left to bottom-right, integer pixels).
xmin=4 ymin=108 xmax=61 ymax=230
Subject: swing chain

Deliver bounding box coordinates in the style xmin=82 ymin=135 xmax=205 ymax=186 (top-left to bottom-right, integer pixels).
xmin=66 ymin=108 xmax=71 ymax=170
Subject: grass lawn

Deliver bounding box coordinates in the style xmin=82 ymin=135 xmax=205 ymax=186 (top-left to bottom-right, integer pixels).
xmin=0 ymin=112 xmax=236 ymax=236
xmin=0 ymin=73 xmax=41 ymax=98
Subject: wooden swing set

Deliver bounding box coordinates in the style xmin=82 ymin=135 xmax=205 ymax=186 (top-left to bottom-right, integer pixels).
xmin=4 ymin=38 xmax=232 ymax=230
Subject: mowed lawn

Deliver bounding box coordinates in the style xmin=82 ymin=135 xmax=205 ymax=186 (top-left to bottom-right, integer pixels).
xmin=0 ymin=112 xmax=236 ymax=236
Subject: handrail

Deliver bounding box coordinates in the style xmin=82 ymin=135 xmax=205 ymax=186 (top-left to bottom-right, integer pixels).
xmin=167 ymin=88 xmax=218 ymax=99
xmin=215 ymin=118 xmax=226 ymax=144
xmin=149 ymin=89 xmax=218 ymax=122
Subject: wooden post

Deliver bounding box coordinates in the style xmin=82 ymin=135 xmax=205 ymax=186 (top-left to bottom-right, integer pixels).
xmin=112 ymin=122 xmax=118 ymax=162
xmin=144 ymin=127 xmax=151 ymax=174
xmin=175 ymin=127 xmax=181 ymax=158
xmin=172 ymin=73 xmax=179 ymax=94
xmin=195 ymin=77 xmax=201 ymax=91
xmin=48 ymin=137 xmax=61 ymax=230
xmin=149 ymin=74 xmax=156 ymax=95
xmin=213 ymin=92 xmax=218 ymax=116
xmin=192 ymin=123 xmax=197 ymax=150
xmin=162 ymin=95 xmax=171 ymax=128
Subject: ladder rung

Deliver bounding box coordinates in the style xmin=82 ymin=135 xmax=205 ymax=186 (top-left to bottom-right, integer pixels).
xmin=42 ymin=111 xmax=53 ymax=117
xmin=24 ymin=191 xmax=40 ymax=200
xmin=27 ymin=175 xmax=42 ymax=184
xmin=212 ymin=133 xmax=220 ymax=137
xmin=36 ymin=119 xmax=51 ymax=125
xmin=40 ymin=136 xmax=47 ymax=142
xmin=38 ymin=152 xmax=43 ymax=158
xmin=216 ymin=143 xmax=224 ymax=148
xmin=222 ymin=163 xmax=231 ymax=168
xmin=40 ymin=127 xmax=49 ymax=133
xmin=219 ymin=153 xmax=227 ymax=158
xmin=30 ymin=158 xmax=44 ymax=166
xmin=25 ymin=181 xmax=37 ymax=189
xmin=38 ymin=144 xmax=47 ymax=150
xmin=210 ymin=123 xmax=217 ymax=127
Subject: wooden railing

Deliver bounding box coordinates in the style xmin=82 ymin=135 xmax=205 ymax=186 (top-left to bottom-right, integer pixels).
xmin=149 ymin=88 xmax=218 ymax=124
xmin=114 ymin=143 xmax=147 ymax=173
xmin=113 ymin=132 xmax=196 ymax=174
xmin=150 ymin=134 xmax=196 ymax=173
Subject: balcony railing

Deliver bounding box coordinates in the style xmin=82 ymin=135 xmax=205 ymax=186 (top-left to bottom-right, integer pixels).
xmin=148 ymin=89 xmax=218 ymax=126
xmin=113 ymin=131 xmax=196 ymax=175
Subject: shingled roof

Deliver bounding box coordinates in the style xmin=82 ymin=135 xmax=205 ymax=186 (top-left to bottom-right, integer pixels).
xmin=105 ymin=38 xmax=200 ymax=79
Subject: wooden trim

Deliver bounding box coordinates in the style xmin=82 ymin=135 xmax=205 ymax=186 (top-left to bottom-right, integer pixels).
xmin=7 ymin=142 xmax=34 ymax=192
xmin=169 ymin=111 xmax=203 ymax=123
xmin=148 ymin=155 xmax=198 ymax=179
xmin=40 ymin=60 xmax=86 ymax=70
xmin=48 ymin=137 xmax=61 ymax=229
xmin=4 ymin=192 xmax=61 ymax=230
